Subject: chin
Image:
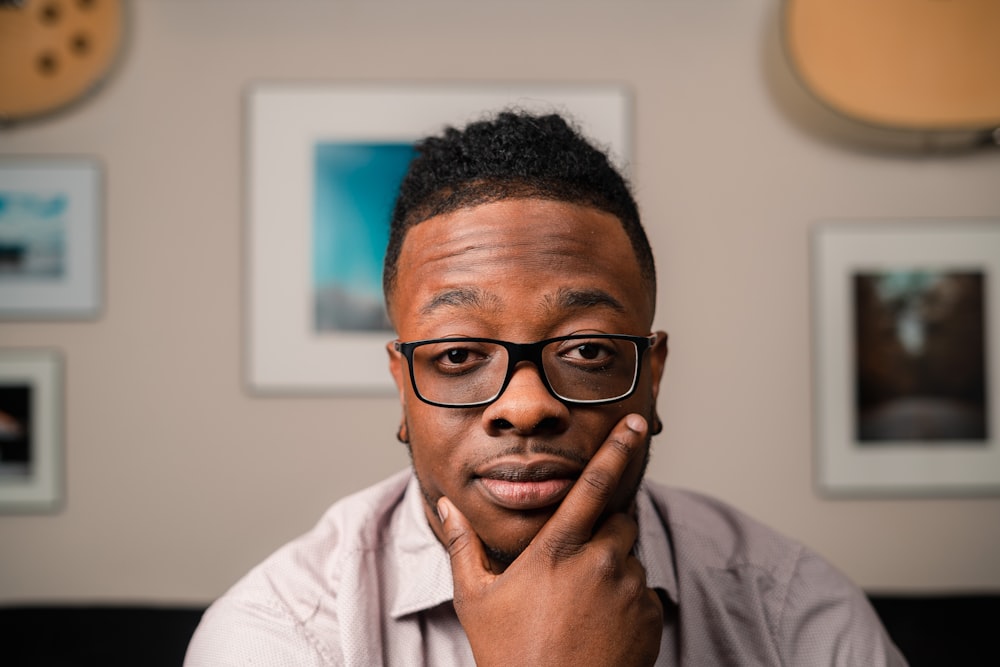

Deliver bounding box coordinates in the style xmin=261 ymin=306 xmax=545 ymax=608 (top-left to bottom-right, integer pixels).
xmin=483 ymin=542 xmax=525 ymax=570
xmin=476 ymin=510 xmax=549 ymax=568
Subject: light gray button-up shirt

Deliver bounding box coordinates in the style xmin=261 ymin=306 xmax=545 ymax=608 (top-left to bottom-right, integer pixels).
xmin=185 ymin=469 xmax=907 ymax=666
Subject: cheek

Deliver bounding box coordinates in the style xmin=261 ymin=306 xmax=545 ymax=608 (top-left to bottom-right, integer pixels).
xmin=409 ymin=404 xmax=472 ymax=442
xmin=406 ymin=409 xmax=478 ymax=484
xmin=628 ymin=377 xmax=658 ymax=421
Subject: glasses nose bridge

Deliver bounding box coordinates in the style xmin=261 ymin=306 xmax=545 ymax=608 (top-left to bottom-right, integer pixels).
xmin=501 ymin=340 xmax=558 ymax=399
xmin=504 ymin=340 xmax=549 ymax=375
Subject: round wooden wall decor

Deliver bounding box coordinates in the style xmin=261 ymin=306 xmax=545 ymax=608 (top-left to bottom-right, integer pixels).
xmin=0 ymin=0 xmax=124 ymax=123
xmin=784 ymin=0 xmax=1000 ymax=133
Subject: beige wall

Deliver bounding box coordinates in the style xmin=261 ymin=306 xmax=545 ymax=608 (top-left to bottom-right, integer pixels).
xmin=1 ymin=0 xmax=998 ymax=604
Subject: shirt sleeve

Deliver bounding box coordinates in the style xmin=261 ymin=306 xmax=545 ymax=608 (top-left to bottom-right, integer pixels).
xmin=184 ymin=590 xmax=339 ymax=667
xmin=779 ymin=549 xmax=909 ymax=666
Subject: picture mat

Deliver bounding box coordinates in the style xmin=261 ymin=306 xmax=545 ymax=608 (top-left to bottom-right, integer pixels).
xmin=0 ymin=159 xmax=101 ymax=318
xmin=0 ymin=350 xmax=61 ymax=511
xmin=813 ymin=220 xmax=1000 ymax=495
xmin=248 ymin=83 xmax=631 ymax=393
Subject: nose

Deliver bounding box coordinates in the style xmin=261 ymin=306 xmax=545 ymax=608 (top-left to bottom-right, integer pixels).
xmin=482 ymin=361 xmax=570 ymax=435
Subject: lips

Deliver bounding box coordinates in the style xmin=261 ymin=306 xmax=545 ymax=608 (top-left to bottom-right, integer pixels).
xmin=474 ymin=459 xmax=580 ymax=511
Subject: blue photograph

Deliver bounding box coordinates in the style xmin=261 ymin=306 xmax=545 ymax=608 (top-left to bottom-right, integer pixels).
xmin=313 ymin=142 xmax=416 ymax=332
xmin=0 ymin=191 xmax=68 ymax=279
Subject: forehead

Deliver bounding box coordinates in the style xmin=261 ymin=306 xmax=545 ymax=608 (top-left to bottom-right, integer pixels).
xmin=391 ymin=199 xmax=651 ymax=335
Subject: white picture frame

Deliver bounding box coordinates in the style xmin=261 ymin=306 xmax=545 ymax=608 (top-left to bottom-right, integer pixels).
xmin=812 ymin=219 xmax=1000 ymax=496
xmin=246 ymin=82 xmax=631 ymax=393
xmin=0 ymin=349 xmax=62 ymax=512
xmin=0 ymin=158 xmax=102 ymax=318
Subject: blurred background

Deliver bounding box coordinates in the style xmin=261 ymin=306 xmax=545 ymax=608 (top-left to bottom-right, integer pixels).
xmin=1 ymin=0 xmax=998 ymax=624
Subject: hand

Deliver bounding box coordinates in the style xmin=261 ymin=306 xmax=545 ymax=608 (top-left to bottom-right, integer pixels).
xmin=437 ymin=414 xmax=663 ymax=666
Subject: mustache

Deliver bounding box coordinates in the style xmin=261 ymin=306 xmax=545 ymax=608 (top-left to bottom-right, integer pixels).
xmin=466 ymin=441 xmax=590 ymax=474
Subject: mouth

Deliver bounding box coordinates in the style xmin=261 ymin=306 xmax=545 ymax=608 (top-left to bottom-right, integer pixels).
xmin=474 ymin=459 xmax=581 ymax=511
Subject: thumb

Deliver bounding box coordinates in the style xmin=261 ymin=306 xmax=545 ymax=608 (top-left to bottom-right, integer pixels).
xmin=437 ymin=497 xmax=493 ymax=592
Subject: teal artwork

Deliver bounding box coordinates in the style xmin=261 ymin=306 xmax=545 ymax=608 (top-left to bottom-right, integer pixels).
xmin=313 ymin=142 xmax=416 ymax=332
xmin=0 ymin=191 xmax=68 ymax=279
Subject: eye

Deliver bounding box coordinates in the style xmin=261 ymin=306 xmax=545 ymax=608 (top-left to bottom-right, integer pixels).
xmin=574 ymin=343 xmax=605 ymax=360
xmin=443 ymin=348 xmax=471 ymax=365
xmin=559 ymin=339 xmax=616 ymax=365
xmin=425 ymin=342 xmax=493 ymax=376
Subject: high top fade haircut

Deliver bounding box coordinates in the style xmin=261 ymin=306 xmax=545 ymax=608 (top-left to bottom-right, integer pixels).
xmin=382 ymin=110 xmax=656 ymax=315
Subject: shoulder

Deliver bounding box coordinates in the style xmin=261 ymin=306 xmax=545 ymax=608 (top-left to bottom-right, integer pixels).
xmin=642 ymin=479 xmax=812 ymax=597
xmin=184 ymin=470 xmax=414 ymax=667
xmin=642 ymin=481 xmax=907 ymax=665
xmin=645 ymin=480 xmax=806 ymax=577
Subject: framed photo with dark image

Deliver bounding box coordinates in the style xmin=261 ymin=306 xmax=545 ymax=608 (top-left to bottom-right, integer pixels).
xmin=0 ymin=158 xmax=102 ymax=319
xmin=246 ymin=82 xmax=630 ymax=393
xmin=812 ymin=219 xmax=1000 ymax=496
xmin=0 ymin=350 xmax=62 ymax=512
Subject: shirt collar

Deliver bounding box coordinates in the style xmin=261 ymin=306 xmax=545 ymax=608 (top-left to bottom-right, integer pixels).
xmin=634 ymin=481 xmax=679 ymax=605
xmin=388 ymin=474 xmax=679 ymax=618
xmin=388 ymin=475 xmax=456 ymax=618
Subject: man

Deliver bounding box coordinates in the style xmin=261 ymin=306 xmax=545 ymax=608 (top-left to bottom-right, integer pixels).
xmin=186 ymin=111 xmax=906 ymax=665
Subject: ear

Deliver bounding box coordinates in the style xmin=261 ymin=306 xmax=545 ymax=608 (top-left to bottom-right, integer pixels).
xmin=649 ymin=330 xmax=669 ymax=404
xmin=387 ymin=341 xmax=407 ymax=405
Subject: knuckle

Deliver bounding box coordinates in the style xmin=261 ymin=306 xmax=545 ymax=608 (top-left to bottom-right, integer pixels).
xmin=608 ymin=432 xmax=635 ymax=459
xmin=582 ymin=468 xmax=616 ymax=502
xmin=592 ymin=549 xmax=620 ymax=581
xmin=620 ymin=572 xmax=646 ymax=600
xmin=605 ymin=512 xmax=639 ymax=539
xmin=445 ymin=531 xmax=471 ymax=558
xmin=540 ymin=532 xmax=586 ymax=561
xmin=647 ymin=591 xmax=665 ymax=621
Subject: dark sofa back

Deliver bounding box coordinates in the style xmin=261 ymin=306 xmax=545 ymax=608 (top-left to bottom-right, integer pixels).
xmin=2 ymin=596 xmax=996 ymax=666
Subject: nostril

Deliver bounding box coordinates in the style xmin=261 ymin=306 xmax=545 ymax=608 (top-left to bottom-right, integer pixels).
xmin=489 ymin=415 xmax=564 ymax=435
xmin=533 ymin=416 xmax=563 ymax=433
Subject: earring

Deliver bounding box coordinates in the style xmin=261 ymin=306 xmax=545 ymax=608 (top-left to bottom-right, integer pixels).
xmin=396 ymin=423 xmax=409 ymax=444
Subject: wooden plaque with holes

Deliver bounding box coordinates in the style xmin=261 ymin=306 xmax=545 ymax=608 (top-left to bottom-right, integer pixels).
xmin=0 ymin=0 xmax=123 ymax=122
xmin=784 ymin=0 xmax=1000 ymax=131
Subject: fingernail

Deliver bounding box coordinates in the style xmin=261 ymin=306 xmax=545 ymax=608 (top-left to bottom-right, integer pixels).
xmin=626 ymin=414 xmax=646 ymax=433
xmin=437 ymin=497 xmax=450 ymax=522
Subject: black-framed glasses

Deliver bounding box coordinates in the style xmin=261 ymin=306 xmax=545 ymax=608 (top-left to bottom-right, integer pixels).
xmin=394 ymin=333 xmax=657 ymax=408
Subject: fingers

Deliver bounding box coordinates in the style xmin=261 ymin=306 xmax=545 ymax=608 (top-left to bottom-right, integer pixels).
xmin=437 ymin=496 xmax=494 ymax=594
xmin=589 ymin=511 xmax=639 ymax=555
xmin=536 ymin=413 xmax=648 ymax=553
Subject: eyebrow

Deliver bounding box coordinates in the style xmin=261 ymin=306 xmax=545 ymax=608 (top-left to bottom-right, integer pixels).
xmin=418 ymin=286 xmax=626 ymax=321
xmin=548 ymin=287 xmax=626 ymax=313
xmin=419 ymin=287 xmax=502 ymax=318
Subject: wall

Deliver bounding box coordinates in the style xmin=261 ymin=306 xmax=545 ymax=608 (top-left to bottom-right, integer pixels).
xmin=1 ymin=0 xmax=998 ymax=604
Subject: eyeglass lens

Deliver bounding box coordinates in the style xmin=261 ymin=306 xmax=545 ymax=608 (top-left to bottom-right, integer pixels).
xmin=408 ymin=337 xmax=641 ymax=406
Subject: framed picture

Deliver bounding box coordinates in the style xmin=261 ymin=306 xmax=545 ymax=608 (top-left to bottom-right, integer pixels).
xmin=0 ymin=350 xmax=62 ymax=512
xmin=0 ymin=158 xmax=102 ymax=318
xmin=246 ymin=83 xmax=631 ymax=393
xmin=812 ymin=219 xmax=1000 ymax=496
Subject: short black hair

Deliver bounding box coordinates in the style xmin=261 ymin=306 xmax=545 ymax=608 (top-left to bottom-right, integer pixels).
xmin=382 ymin=110 xmax=656 ymax=311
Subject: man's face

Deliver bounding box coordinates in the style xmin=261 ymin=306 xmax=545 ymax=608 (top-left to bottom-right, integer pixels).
xmin=387 ymin=198 xmax=668 ymax=571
